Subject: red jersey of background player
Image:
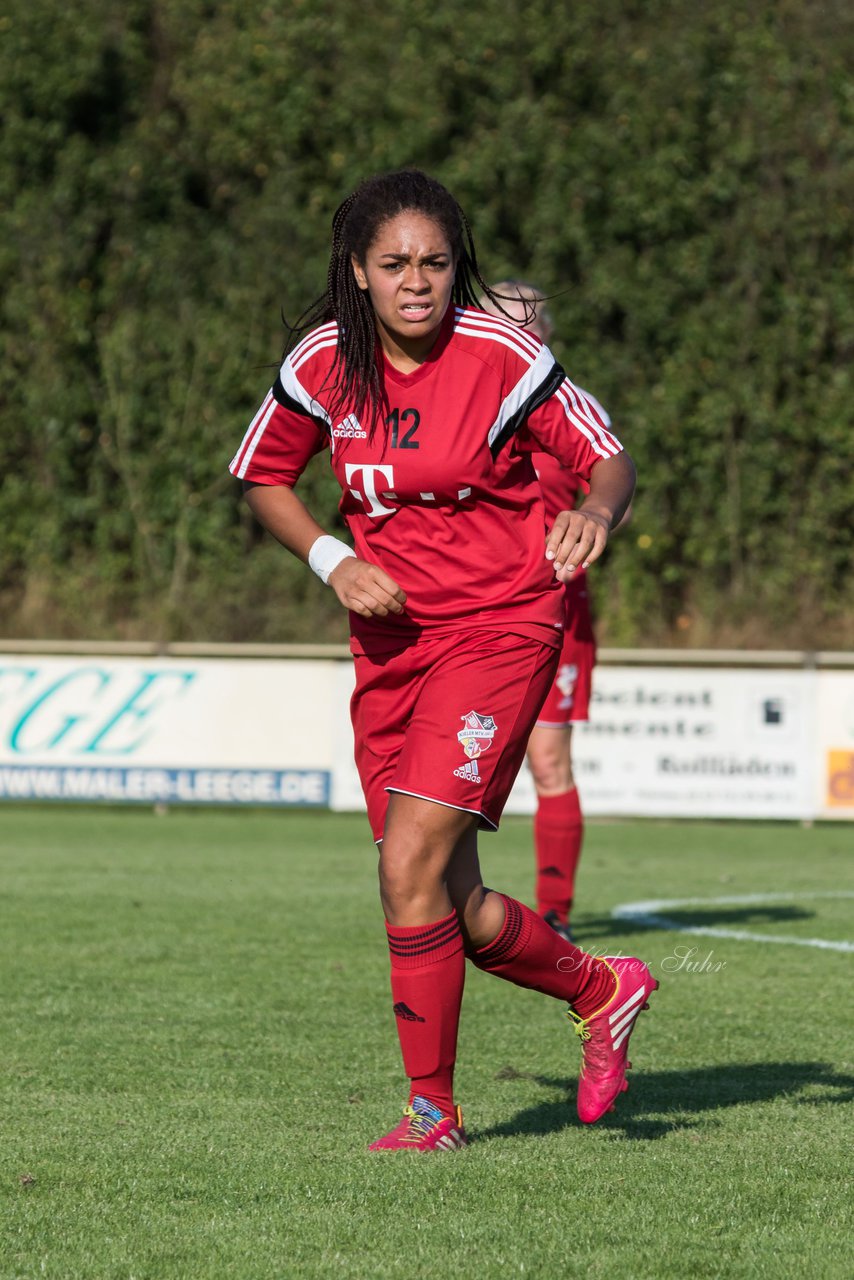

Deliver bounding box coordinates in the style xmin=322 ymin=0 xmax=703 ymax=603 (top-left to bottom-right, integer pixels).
xmin=230 ymin=306 xmax=622 ymax=654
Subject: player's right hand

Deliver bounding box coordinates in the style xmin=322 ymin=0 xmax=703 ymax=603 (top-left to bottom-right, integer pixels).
xmin=328 ymin=558 xmax=407 ymax=618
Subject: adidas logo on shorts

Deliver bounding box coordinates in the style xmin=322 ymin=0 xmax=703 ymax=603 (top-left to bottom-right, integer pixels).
xmin=453 ymin=759 xmax=481 ymax=784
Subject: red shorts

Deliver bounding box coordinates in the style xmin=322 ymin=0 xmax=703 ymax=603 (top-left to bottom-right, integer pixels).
xmin=536 ymin=577 xmax=596 ymax=726
xmin=351 ymin=629 xmax=559 ymax=841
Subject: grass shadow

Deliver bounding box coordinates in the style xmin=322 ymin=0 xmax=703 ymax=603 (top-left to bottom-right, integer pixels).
xmin=576 ymin=904 xmax=816 ymax=943
xmin=474 ymin=1061 xmax=854 ymax=1143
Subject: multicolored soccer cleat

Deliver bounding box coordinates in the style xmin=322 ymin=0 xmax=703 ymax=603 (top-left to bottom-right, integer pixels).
xmin=368 ymin=1096 xmax=467 ymax=1152
xmin=568 ymin=955 xmax=658 ymax=1124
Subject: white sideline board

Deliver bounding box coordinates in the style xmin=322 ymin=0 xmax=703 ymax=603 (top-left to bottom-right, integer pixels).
xmin=0 ymin=656 xmax=337 ymax=807
xmin=0 ymin=653 xmax=850 ymax=820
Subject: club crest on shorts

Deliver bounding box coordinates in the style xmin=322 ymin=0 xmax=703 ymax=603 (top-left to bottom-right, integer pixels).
xmin=453 ymin=712 xmax=497 ymax=783
xmin=457 ymin=711 xmax=497 ymax=760
xmin=556 ymin=663 xmax=578 ymax=709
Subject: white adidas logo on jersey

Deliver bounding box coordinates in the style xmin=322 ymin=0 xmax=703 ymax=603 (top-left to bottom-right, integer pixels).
xmin=453 ymin=760 xmax=482 ymax=784
xmin=332 ymin=414 xmax=367 ymax=439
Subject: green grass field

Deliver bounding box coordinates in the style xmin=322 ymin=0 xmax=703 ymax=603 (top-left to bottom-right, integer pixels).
xmin=2 ymin=807 xmax=852 ymax=1279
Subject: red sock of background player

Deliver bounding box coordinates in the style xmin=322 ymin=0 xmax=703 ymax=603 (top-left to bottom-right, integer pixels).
xmin=535 ymin=787 xmax=583 ymax=923
xmin=385 ymin=911 xmax=465 ymax=1116
xmin=470 ymin=893 xmax=614 ymax=1018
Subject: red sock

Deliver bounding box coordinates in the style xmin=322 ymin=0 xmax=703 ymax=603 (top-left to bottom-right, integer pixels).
xmin=386 ymin=911 xmax=465 ymax=1116
xmin=535 ymin=787 xmax=583 ymax=922
xmin=470 ymin=894 xmax=614 ymax=1019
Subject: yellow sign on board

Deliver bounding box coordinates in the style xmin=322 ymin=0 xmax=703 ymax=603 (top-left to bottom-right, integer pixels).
xmin=827 ymin=751 xmax=854 ymax=807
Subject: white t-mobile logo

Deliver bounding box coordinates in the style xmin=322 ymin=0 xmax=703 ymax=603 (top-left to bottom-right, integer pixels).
xmin=344 ymin=463 xmax=397 ymax=518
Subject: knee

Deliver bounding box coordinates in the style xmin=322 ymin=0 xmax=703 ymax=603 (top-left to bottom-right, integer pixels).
xmin=527 ymin=736 xmax=573 ymax=794
xmin=378 ymin=796 xmax=477 ymax=920
xmin=458 ymin=884 xmax=501 ymax=954
xmin=378 ymin=829 xmax=449 ymax=913
xmin=379 ymin=843 xmax=436 ymax=900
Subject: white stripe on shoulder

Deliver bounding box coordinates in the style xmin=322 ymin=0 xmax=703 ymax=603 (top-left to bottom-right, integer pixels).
xmin=485 ymin=345 xmax=558 ymax=450
xmin=291 ymin=333 xmax=339 ymax=375
xmin=554 ymin=388 xmax=615 ymax=460
xmin=453 ymin=303 xmax=540 ymax=355
xmin=288 ymin=321 xmax=338 ymax=368
xmin=562 ymin=382 xmax=617 ymax=443
xmin=232 ymin=397 xmax=278 ymax=479
xmin=577 ymin=388 xmax=612 ymax=430
xmin=558 ymin=382 xmax=621 ymax=456
xmin=455 ymin=324 xmax=545 ymax=368
xmin=230 ymin=391 xmax=273 ymax=474
xmin=279 ymin=356 xmax=333 ymax=426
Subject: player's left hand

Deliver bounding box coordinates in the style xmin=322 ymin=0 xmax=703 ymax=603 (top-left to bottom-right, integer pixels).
xmin=546 ymin=508 xmax=611 ymax=582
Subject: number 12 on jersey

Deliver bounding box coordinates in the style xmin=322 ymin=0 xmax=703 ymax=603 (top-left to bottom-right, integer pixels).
xmin=388 ymin=408 xmax=420 ymax=449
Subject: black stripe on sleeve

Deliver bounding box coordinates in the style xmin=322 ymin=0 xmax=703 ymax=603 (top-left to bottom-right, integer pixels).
xmin=489 ymin=360 xmax=567 ymax=461
xmin=272 ymin=374 xmax=330 ymax=437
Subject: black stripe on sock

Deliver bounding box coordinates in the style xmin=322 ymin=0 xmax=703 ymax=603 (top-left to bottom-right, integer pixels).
xmin=476 ymin=897 xmax=525 ymax=967
xmin=388 ymin=919 xmax=460 ymax=958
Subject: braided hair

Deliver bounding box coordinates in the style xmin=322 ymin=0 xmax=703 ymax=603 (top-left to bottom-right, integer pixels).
xmin=481 ymin=281 xmax=552 ymax=342
xmin=285 ymin=169 xmax=514 ymax=425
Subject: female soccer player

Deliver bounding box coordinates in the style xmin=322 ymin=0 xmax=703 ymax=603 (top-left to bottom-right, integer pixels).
xmin=482 ymin=282 xmax=614 ymax=942
xmin=229 ymin=170 xmax=656 ymax=1151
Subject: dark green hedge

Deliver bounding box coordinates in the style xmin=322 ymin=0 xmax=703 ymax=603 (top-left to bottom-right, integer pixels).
xmin=1 ymin=0 xmax=851 ymax=645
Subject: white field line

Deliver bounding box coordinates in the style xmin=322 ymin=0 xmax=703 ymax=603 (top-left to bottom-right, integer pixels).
xmin=612 ymin=892 xmax=854 ymax=953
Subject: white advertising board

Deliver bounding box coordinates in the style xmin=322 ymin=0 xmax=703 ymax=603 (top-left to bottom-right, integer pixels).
xmin=0 ymin=653 xmax=846 ymax=820
xmin=815 ymin=671 xmax=854 ymax=820
xmin=0 ymin=656 xmax=338 ymax=807
xmin=505 ymin=667 xmax=817 ymax=820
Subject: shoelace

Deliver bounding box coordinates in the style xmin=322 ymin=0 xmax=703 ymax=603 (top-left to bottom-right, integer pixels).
xmin=567 ymin=1010 xmax=592 ymax=1042
xmin=565 ymin=960 xmax=621 ymax=1048
xmin=566 ymin=1009 xmax=613 ymax=1077
xmin=401 ymin=1103 xmax=442 ymax=1143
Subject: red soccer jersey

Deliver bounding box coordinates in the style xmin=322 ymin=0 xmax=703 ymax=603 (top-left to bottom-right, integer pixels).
xmin=230 ymin=305 xmax=622 ymax=654
xmin=533 ymin=389 xmax=611 ymax=592
xmin=534 ymin=450 xmax=585 ymax=525
xmin=534 ymin=388 xmax=610 ymax=522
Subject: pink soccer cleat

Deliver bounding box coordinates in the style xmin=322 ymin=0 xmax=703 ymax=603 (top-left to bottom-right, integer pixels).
xmin=568 ymin=955 xmax=658 ymax=1124
xmin=368 ymin=1096 xmax=468 ymax=1152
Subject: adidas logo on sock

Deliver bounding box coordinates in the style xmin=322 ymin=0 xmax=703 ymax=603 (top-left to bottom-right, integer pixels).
xmin=453 ymin=760 xmax=481 ymax=783
xmin=540 ymin=865 xmax=563 ymax=878
xmin=393 ymin=1002 xmax=426 ymax=1023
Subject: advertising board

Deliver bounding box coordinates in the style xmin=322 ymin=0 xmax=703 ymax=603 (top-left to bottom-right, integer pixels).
xmin=0 ymin=657 xmax=336 ymax=806
xmin=815 ymin=671 xmax=854 ymax=820
xmin=0 ymin=653 xmax=847 ymax=820
xmin=505 ymin=667 xmax=817 ymax=820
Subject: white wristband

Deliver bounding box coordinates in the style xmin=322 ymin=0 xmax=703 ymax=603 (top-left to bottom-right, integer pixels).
xmin=307 ymin=535 xmax=356 ymax=585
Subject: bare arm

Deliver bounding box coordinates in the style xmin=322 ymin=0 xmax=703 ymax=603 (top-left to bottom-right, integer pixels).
xmin=244 ymin=482 xmax=328 ymax=560
xmin=545 ymin=451 xmax=636 ymax=582
xmin=244 ymin=483 xmax=406 ymax=618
